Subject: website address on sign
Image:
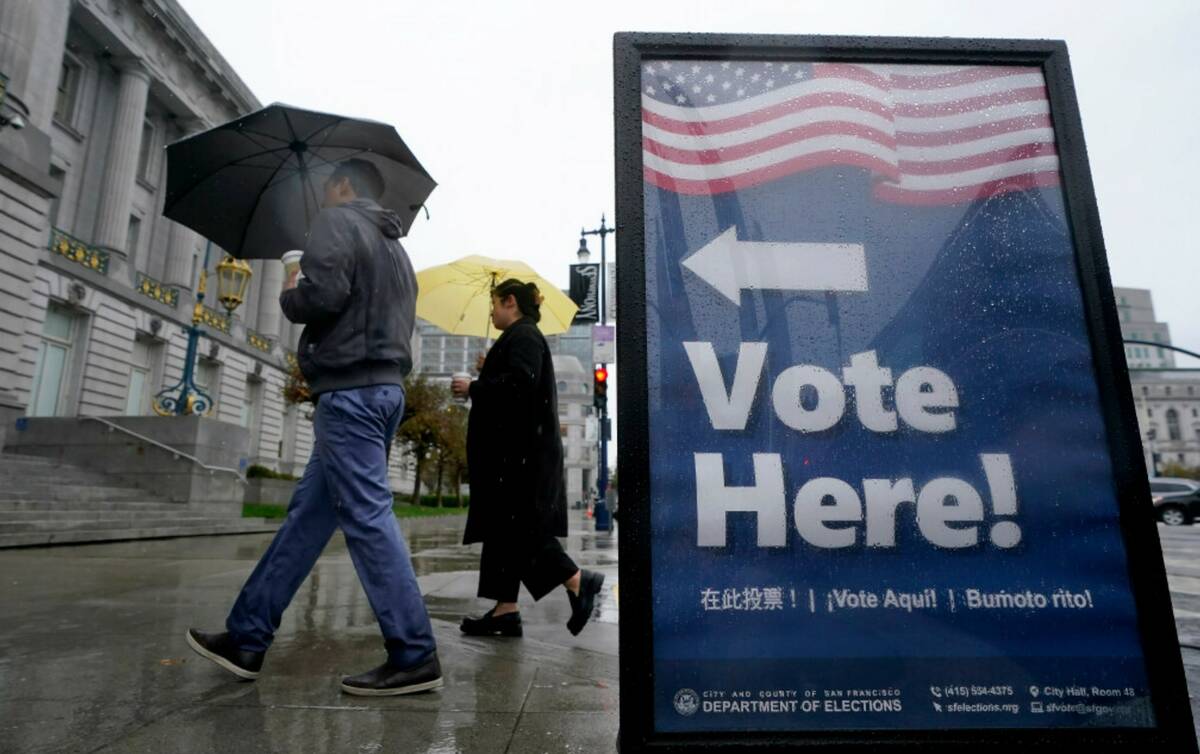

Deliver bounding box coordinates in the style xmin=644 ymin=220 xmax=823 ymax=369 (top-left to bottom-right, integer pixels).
xmin=945 ymin=702 xmax=1020 ymax=714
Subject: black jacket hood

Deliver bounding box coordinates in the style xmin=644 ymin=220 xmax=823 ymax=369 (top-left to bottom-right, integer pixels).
xmin=343 ymin=198 xmax=404 ymax=239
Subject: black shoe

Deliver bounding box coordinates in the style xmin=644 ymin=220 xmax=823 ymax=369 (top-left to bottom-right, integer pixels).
xmin=460 ymin=608 xmax=523 ymax=637
xmin=340 ymin=653 xmax=444 ymax=697
xmin=567 ymin=570 xmax=605 ymax=636
xmin=186 ymin=628 xmax=264 ymax=680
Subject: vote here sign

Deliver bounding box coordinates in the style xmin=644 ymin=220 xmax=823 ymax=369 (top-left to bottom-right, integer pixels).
xmin=615 ymin=34 xmax=1194 ymax=752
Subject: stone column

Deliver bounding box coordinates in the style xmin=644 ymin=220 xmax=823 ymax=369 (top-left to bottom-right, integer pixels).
xmin=92 ymin=59 xmax=151 ymax=283
xmin=255 ymin=261 xmax=284 ymax=341
xmin=163 ymin=222 xmax=198 ymax=288
xmin=162 ymin=118 xmax=206 ymax=289
xmin=0 ymin=0 xmax=71 ymax=132
xmin=240 ymin=259 xmax=261 ymax=328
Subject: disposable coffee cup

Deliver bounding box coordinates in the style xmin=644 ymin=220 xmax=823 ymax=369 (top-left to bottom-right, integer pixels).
xmin=281 ymin=249 xmax=304 ymax=282
xmin=452 ymin=372 xmax=471 ymax=404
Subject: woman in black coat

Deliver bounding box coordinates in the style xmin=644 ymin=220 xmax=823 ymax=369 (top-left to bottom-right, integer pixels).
xmin=450 ymin=278 xmax=604 ymax=637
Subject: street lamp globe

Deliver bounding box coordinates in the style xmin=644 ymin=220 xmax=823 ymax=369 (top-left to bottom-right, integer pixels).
xmin=576 ymin=234 xmax=590 ymax=263
xmin=215 ymin=255 xmax=253 ymax=314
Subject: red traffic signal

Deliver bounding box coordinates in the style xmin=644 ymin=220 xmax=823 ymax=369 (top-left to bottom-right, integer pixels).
xmin=594 ymin=366 xmax=609 ymax=411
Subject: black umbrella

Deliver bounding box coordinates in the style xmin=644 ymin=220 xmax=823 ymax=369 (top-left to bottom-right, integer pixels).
xmin=162 ymin=103 xmax=436 ymax=260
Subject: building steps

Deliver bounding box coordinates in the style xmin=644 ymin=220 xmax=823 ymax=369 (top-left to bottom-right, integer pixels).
xmin=0 ymin=452 xmax=277 ymax=549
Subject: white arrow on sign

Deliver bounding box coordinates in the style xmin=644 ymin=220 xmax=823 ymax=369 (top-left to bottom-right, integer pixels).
xmin=681 ymin=227 xmax=868 ymax=306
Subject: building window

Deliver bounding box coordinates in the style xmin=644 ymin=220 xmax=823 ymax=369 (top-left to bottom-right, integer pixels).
xmin=1189 ymin=387 xmax=1195 ymax=396
xmin=137 ymin=120 xmax=157 ymax=183
xmin=48 ymin=166 xmax=67 ymax=228
xmin=1141 ymin=387 xmax=1149 ymax=396
xmin=29 ymin=304 xmax=79 ymax=417
xmin=54 ymin=57 xmax=83 ymax=125
xmin=196 ymin=359 xmax=220 ymax=412
xmin=1167 ymin=409 xmax=1181 ymax=442
xmin=127 ymin=215 xmax=142 ymax=258
xmin=1147 ymin=408 xmax=1153 ymax=418
xmin=241 ymin=377 xmax=263 ymax=458
xmin=242 ymin=378 xmax=261 ymax=430
xmin=1165 ymin=386 xmax=1172 ymax=396
xmin=125 ymin=340 xmax=152 ymax=415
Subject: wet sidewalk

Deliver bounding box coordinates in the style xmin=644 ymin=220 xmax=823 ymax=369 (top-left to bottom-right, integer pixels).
xmin=0 ymin=509 xmax=619 ymax=753
xmin=9 ymin=511 xmax=1200 ymax=752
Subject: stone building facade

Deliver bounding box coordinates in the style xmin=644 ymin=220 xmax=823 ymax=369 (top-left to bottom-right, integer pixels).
xmin=1110 ymin=287 xmax=1200 ymax=474
xmin=1130 ymin=370 xmax=1200 ymax=474
xmin=0 ymin=0 xmax=418 ymax=490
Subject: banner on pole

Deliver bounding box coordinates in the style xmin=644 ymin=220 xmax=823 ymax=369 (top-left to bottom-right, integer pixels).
xmin=570 ymin=263 xmax=601 ymax=323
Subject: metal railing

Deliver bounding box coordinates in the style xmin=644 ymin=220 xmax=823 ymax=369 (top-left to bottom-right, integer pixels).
xmin=80 ymin=415 xmax=246 ymax=485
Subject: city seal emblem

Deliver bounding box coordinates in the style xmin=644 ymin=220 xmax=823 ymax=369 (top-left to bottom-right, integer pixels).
xmin=673 ymin=688 xmax=700 ymax=716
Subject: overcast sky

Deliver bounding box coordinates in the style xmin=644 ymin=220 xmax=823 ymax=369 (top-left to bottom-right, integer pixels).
xmin=178 ymin=0 xmax=1200 ymax=464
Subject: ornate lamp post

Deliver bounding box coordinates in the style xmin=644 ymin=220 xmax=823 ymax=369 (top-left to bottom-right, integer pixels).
xmin=579 ymin=214 xmax=615 ymax=531
xmin=154 ymin=241 xmax=253 ymax=415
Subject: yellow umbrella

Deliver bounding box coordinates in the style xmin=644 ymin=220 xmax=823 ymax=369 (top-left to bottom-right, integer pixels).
xmin=415 ymin=255 xmax=579 ymax=338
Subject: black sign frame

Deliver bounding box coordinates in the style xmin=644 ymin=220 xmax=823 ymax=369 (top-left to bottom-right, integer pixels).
xmin=614 ymin=32 xmax=1195 ymax=753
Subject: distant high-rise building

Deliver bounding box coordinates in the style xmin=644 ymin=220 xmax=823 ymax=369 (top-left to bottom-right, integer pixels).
xmin=1114 ymin=287 xmax=1175 ymax=369
xmin=553 ymin=354 xmax=598 ymax=505
xmin=413 ymin=319 xmax=488 ymax=378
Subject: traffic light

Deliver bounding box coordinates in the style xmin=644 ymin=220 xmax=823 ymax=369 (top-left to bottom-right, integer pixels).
xmin=593 ymin=366 xmax=608 ymax=412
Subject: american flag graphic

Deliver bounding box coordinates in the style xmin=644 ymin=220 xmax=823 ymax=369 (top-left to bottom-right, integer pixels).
xmin=641 ymin=60 xmax=1060 ymax=204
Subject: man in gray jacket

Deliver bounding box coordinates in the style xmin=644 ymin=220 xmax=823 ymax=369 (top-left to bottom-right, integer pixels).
xmin=187 ymin=158 xmax=441 ymax=696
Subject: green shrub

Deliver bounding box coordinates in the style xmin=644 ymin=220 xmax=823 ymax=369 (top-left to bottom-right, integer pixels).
xmin=243 ymin=503 xmax=287 ymax=519
xmin=1159 ymin=462 xmax=1200 ymax=480
xmin=246 ymin=464 xmax=299 ymax=482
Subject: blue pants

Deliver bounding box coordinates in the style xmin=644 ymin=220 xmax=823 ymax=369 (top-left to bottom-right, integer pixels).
xmin=226 ymin=384 xmax=436 ymax=668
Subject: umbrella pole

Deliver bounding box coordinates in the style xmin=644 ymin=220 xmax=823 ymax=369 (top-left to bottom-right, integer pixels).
xmin=296 ymin=149 xmax=319 ymax=230
xmin=485 ymin=271 xmax=496 ymax=346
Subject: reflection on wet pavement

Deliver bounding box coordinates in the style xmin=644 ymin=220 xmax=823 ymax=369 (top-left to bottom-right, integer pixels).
xmin=0 ymin=510 xmax=619 ymax=753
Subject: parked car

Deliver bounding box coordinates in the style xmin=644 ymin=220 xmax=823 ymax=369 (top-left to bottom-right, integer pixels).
xmin=1149 ymin=477 xmax=1200 ymax=526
